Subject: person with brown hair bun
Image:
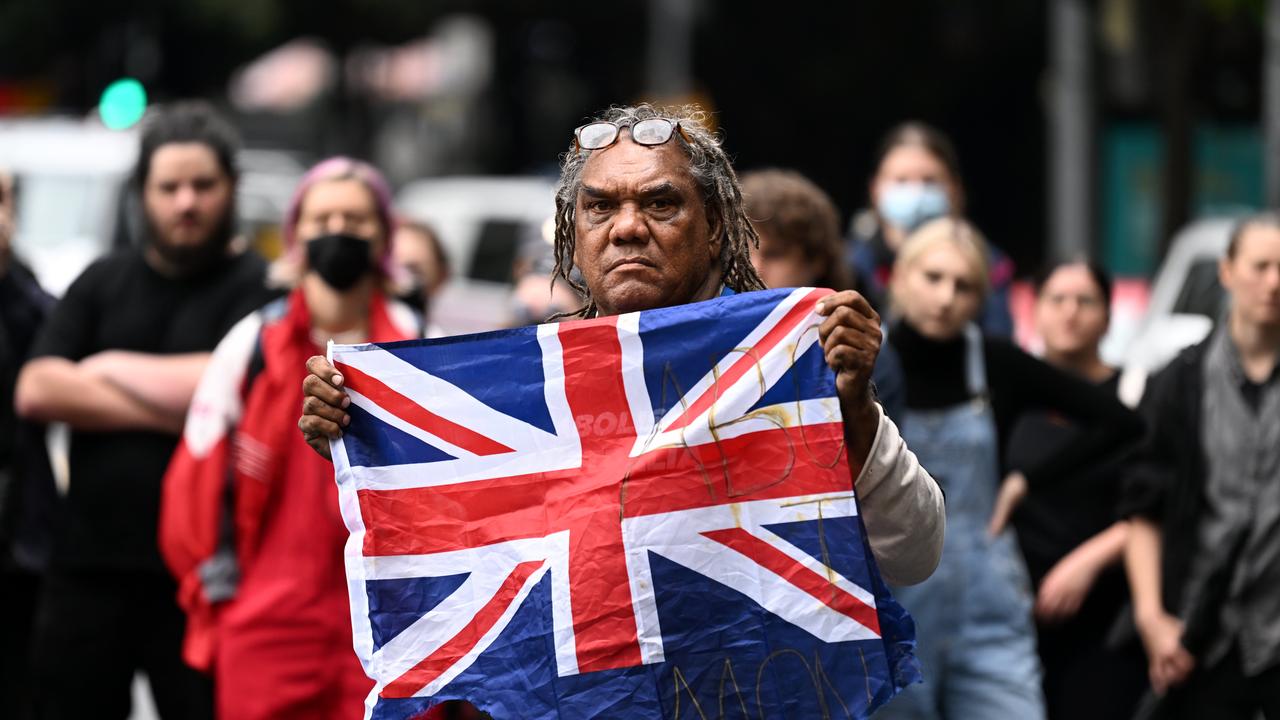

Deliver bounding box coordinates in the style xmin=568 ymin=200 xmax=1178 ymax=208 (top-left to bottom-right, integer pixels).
xmin=1123 ymin=214 xmax=1280 ymax=719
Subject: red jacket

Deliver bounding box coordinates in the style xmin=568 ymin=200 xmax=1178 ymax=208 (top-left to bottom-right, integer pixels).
xmin=160 ymin=288 xmax=421 ymax=719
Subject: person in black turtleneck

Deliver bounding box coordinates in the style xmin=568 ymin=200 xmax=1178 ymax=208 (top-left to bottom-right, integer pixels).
xmin=873 ymin=218 xmax=1143 ymax=720
xmin=1004 ymin=260 xmax=1147 ymax=720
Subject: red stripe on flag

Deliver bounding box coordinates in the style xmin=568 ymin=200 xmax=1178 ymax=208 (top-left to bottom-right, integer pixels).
xmin=702 ymin=527 xmax=881 ymax=636
xmin=663 ymin=288 xmax=830 ymax=433
xmin=356 ymin=424 xmax=851 ymax=556
xmin=381 ymin=559 xmax=545 ymax=699
xmin=335 ymin=361 xmax=514 ymax=457
xmin=554 ymin=318 xmax=644 ymax=673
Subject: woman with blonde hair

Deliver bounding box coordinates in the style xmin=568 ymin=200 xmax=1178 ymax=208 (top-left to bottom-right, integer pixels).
xmin=874 ymin=217 xmax=1143 ymax=720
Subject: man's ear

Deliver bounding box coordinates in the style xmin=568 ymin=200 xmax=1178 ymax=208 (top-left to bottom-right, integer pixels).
xmin=1218 ymin=255 xmax=1234 ymax=295
xmin=707 ymin=211 xmax=724 ymax=259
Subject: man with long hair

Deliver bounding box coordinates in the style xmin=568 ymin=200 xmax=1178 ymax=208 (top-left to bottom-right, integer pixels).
xmin=15 ymin=102 xmax=277 ymax=719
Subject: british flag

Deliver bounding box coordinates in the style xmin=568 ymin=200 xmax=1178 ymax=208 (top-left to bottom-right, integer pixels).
xmin=330 ymin=287 xmax=919 ymax=719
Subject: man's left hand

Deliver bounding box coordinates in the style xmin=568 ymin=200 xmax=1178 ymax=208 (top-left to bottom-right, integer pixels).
xmin=815 ymin=290 xmax=882 ymax=409
xmin=816 ymin=291 xmax=883 ymax=472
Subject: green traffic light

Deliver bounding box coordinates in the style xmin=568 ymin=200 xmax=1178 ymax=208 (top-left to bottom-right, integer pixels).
xmin=99 ymin=78 xmax=147 ymax=130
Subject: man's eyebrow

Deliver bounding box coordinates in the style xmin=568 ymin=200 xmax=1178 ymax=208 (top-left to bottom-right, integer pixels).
xmin=579 ymin=182 xmax=680 ymax=199
xmin=638 ymin=182 xmax=679 ymax=197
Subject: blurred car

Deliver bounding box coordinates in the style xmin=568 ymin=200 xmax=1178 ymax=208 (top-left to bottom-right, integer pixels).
xmin=1116 ymin=217 xmax=1235 ymax=406
xmin=396 ymin=175 xmax=560 ymax=334
xmin=0 ymin=118 xmax=138 ymax=295
xmin=0 ymin=117 xmax=305 ymax=296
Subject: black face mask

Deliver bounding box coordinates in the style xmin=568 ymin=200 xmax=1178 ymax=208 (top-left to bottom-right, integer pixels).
xmin=306 ymin=233 xmax=374 ymax=291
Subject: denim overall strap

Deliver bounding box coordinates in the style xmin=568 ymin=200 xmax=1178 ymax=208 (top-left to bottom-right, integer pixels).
xmin=964 ymin=324 xmax=986 ymax=398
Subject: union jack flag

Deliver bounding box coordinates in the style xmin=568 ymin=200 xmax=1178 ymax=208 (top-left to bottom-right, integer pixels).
xmin=330 ymin=287 xmax=919 ymax=719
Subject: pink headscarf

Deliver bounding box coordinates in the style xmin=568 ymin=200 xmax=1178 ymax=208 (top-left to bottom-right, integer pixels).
xmin=282 ymin=156 xmax=398 ymax=273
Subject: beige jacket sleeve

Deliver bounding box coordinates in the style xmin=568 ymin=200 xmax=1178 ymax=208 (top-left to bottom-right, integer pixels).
xmin=853 ymin=403 xmax=945 ymax=586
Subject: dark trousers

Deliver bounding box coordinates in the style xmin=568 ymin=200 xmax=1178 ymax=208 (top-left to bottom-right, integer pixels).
xmin=1 ymin=566 xmax=41 ymax=720
xmin=1164 ymin=646 xmax=1280 ymax=720
xmin=1036 ymin=577 xmax=1148 ymax=720
xmin=1040 ymin=625 xmax=1147 ymax=720
xmin=30 ymin=569 xmax=213 ymax=720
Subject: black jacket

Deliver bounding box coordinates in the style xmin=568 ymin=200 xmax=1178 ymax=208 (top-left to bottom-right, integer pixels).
xmin=0 ymin=262 xmax=56 ymax=571
xmin=1120 ymin=336 xmax=1248 ymax=657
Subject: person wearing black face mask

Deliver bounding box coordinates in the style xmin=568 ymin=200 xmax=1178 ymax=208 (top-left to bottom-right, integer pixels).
xmin=306 ymin=232 xmax=375 ymax=291
xmin=156 ymin=157 xmax=426 ymax=720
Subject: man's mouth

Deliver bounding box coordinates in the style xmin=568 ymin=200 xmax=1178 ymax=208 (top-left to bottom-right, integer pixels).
xmin=607 ymin=257 xmax=655 ymax=272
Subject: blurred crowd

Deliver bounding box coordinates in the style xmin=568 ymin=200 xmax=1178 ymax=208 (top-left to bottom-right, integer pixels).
xmin=1 ymin=100 xmax=1278 ymax=720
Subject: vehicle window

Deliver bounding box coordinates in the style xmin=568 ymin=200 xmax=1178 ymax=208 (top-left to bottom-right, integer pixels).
xmin=1171 ymin=258 xmax=1226 ymax=318
xmin=16 ymin=173 xmax=120 ymax=250
xmin=469 ymin=219 xmax=525 ymax=284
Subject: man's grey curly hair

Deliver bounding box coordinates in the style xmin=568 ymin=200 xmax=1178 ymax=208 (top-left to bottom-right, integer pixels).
xmin=551 ymin=103 xmax=765 ymax=318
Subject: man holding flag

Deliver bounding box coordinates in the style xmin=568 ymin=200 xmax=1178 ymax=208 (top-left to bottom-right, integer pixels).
xmin=298 ymin=104 xmax=945 ymax=717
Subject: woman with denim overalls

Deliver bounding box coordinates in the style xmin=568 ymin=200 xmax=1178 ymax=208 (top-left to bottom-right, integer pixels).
xmin=873 ymin=218 xmax=1143 ymax=719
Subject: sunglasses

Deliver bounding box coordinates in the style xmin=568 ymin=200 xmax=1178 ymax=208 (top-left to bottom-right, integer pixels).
xmin=572 ymin=118 xmax=690 ymax=152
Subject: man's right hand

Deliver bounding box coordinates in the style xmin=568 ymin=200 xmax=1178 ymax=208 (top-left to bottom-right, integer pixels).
xmin=299 ymin=355 xmax=351 ymax=461
xmin=1136 ymin=608 xmax=1195 ymax=695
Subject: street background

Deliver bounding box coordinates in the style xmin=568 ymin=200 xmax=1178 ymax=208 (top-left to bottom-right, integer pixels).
xmin=1 ymin=1 xmax=1277 ymax=716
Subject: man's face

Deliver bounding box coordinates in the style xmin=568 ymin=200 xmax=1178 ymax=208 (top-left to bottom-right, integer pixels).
xmin=572 ymin=137 xmax=721 ymax=315
xmin=1221 ymin=224 xmax=1280 ymax=328
xmin=143 ymin=142 xmax=233 ymax=258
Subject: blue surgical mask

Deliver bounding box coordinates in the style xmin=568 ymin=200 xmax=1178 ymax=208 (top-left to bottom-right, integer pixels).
xmin=876 ymin=182 xmax=950 ymax=233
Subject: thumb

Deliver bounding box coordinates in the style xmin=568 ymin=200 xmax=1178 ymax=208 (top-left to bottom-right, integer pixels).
xmin=987 ymin=496 xmax=1013 ymax=538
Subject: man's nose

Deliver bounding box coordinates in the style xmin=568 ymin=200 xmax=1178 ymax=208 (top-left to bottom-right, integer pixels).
xmin=175 ymin=185 xmax=198 ymax=211
xmin=608 ymin=203 xmax=648 ymax=244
